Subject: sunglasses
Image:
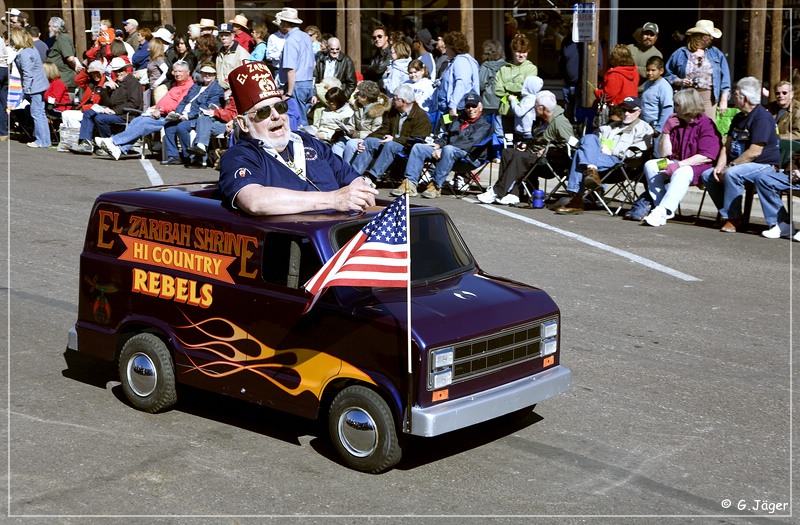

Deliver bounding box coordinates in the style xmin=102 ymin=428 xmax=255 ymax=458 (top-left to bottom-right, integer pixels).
xmin=246 ymin=100 xmax=289 ymax=120
xmin=776 ymin=91 xmax=790 ymax=95
xmin=372 ymin=35 xmax=385 ymax=40
xmin=623 ymin=108 xmax=639 ymax=113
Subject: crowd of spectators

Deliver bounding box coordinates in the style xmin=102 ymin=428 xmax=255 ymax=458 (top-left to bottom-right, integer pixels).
xmin=0 ymin=7 xmax=797 ymax=238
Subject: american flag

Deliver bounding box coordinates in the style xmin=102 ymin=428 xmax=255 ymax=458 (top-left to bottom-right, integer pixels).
xmin=302 ymin=196 xmax=410 ymax=314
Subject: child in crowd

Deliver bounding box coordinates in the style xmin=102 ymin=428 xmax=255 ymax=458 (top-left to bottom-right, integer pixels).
xmin=404 ymin=59 xmax=436 ymax=113
xmin=44 ymin=61 xmax=71 ymax=112
xmin=97 ymin=20 xmax=116 ymax=46
xmin=314 ymin=87 xmax=355 ymax=143
xmin=507 ymin=75 xmax=543 ymax=144
xmin=641 ymin=56 xmax=673 ymax=149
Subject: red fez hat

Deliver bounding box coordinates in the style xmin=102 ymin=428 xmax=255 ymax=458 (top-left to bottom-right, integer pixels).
xmin=227 ymin=62 xmax=282 ymax=114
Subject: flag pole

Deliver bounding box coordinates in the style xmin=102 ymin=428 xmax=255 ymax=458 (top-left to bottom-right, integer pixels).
xmin=404 ymin=192 xmax=413 ymax=433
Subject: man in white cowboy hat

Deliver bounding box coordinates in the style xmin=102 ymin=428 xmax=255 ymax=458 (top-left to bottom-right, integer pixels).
xmin=215 ymin=22 xmax=250 ymax=90
xmin=265 ymin=12 xmax=286 ymax=73
xmin=276 ymin=7 xmax=316 ymax=127
xmin=198 ymin=18 xmax=217 ymax=36
xmin=230 ymin=14 xmax=254 ymax=53
xmin=664 ymin=19 xmax=731 ymax=119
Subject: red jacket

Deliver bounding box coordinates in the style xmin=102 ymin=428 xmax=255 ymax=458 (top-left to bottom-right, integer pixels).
xmin=595 ymin=65 xmax=638 ymax=106
xmin=234 ymin=31 xmax=255 ymax=53
xmin=73 ymin=69 xmax=107 ymax=111
xmin=46 ymin=78 xmax=72 ymax=112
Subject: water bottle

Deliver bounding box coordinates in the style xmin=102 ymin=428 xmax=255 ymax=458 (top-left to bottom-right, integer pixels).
xmin=532 ymin=189 xmax=545 ymax=209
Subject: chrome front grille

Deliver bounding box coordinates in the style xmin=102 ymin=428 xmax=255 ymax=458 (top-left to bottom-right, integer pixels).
xmin=427 ymin=317 xmax=557 ymax=389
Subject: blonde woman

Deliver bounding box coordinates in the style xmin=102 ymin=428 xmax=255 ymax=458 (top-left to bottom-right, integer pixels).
xmin=11 ymin=28 xmax=50 ymax=147
xmin=147 ymin=38 xmax=169 ymax=103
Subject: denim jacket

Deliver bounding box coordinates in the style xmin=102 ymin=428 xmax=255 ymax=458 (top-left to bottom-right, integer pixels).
xmin=664 ymin=46 xmax=731 ymax=105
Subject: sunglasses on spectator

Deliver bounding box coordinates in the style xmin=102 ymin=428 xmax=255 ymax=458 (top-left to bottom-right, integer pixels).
xmin=246 ymin=100 xmax=289 ymax=120
xmin=372 ymin=34 xmax=385 ymax=40
xmin=776 ymin=91 xmax=790 ymax=95
xmin=329 ymin=47 xmax=340 ymax=51
xmin=622 ymin=107 xmax=639 ymax=113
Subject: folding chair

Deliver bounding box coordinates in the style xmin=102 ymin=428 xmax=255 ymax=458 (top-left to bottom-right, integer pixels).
xmin=518 ymin=141 xmax=574 ymax=203
xmin=587 ymin=146 xmax=650 ymax=215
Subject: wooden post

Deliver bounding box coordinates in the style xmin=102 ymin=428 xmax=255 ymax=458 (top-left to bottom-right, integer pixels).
xmin=585 ymin=1 xmax=599 ymax=108
xmin=461 ymin=0 xmax=474 ymax=54
xmin=770 ymin=0 xmax=784 ymax=100
xmin=337 ymin=0 xmax=346 ymax=53
xmin=70 ymin=0 xmax=85 ymax=59
xmin=747 ymin=0 xmax=767 ymax=80
xmin=221 ymin=0 xmax=235 ymax=28
xmin=159 ymin=0 xmax=173 ymax=27
xmin=347 ymin=2 xmax=361 ymax=74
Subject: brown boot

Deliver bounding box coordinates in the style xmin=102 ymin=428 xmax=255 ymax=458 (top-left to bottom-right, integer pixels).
xmin=583 ymin=166 xmax=603 ymax=193
xmin=553 ymin=192 xmax=584 ymax=214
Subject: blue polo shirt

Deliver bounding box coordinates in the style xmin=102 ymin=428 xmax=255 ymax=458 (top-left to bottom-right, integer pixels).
xmin=218 ymin=132 xmax=360 ymax=209
xmin=278 ymin=27 xmax=315 ymax=85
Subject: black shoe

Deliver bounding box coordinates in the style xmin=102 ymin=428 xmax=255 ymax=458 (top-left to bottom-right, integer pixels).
xmin=69 ymin=140 xmax=94 ymax=154
xmin=185 ymin=159 xmax=206 ymax=169
xmin=160 ymin=156 xmax=183 ymax=166
xmin=186 ymin=144 xmax=207 ymax=156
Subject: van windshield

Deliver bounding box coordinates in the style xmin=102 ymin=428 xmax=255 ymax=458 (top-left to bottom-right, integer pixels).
xmin=331 ymin=211 xmax=474 ymax=284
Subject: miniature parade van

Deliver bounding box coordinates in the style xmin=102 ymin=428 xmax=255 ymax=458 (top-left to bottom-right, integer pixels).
xmin=68 ymin=183 xmax=571 ymax=473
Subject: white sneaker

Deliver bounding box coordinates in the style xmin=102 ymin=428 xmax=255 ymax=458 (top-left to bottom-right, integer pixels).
xmin=454 ymin=175 xmax=469 ymax=192
xmin=793 ymin=230 xmax=800 ymax=242
xmin=497 ymin=193 xmax=520 ymax=206
xmin=99 ymin=137 xmax=122 ymax=160
xmin=477 ymin=187 xmax=496 ymax=204
xmin=644 ymin=206 xmax=668 ymax=227
xmin=94 ymin=136 xmax=105 ymax=148
xmin=761 ymin=222 xmax=792 ymax=239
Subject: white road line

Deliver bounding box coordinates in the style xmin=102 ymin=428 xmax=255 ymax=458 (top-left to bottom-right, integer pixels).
xmin=141 ymin=158 xmax=164 ymax=186
xmin=468 ymin=199 xmax=702 ymax=282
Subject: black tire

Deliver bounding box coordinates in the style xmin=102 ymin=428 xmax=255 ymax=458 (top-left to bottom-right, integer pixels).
xmin=118 ymin=333 xmax=177 ymax=413
xmin=328 ymin=385 xmax=402 ymax=473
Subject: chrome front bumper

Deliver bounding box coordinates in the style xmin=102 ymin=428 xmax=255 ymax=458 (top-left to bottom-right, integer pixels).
xmin=408 ymin=365 xmax=572 ymax=437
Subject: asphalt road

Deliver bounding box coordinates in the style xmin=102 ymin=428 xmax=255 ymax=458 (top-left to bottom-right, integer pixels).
xmin=1 ymin=142 xmax=796 ymax=524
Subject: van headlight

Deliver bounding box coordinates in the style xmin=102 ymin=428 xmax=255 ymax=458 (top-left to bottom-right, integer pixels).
xmin=429 ymin=347 xmax=454 ymax=389
xmin=542 ymin=320 xmax=558 ymax=339
xmin=541 ymin=337 xmax=557 ymax=356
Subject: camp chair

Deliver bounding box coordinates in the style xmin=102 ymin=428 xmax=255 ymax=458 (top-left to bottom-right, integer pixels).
xmin=518 ymin=141 xmax=575 ymax=203
xmin=586 ymin=146 xmax=650 ymax=215
xmin=445 ymin=132 xmax=505 ymax=198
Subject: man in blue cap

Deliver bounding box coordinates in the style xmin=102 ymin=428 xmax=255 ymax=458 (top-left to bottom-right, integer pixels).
xmin=391 ymin=92 xmax=491 ymax=199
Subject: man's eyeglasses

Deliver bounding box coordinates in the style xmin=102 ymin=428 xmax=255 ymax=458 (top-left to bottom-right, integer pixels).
xmin=329 ymin=47 xmax=340 ymax=51
xmin=246 ymin=100 xmax=289 ymax=121
xmin=622 ymin=107 xmax=640 ymax=113
xmin=776 ymin=91 xmax=790 ymax=95
xmin=372 ymin=34 xmax=385 ymax=40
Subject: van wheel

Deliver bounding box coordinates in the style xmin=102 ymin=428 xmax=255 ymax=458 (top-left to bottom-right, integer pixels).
xmin=328 ymin=386 xmax=402 ymax=473
xmin=118 ymin=333 xmax=177 ymax=413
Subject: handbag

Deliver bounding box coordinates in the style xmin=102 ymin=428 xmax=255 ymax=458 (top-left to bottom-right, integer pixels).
xmin=592 ymin=93 xmax=609 ymax=128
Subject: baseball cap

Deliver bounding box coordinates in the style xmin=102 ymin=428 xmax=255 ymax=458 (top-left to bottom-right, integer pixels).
xmin=463 ymin=93 xmax=481 ymax=107
xmin=123 ymin=19 xmax=138 ymax=27
xmin=642 ymin=22 xmax=659 ymax=34
xmin=227 ymin=62 xmax=282 ymax=114
xmin=415 ymin=29 xmax=433 ymax=52
xmin=620 ymin=96 xmax=641 ymax=110
xmin=114 ymin=29 xmax=124 ymax=38
xmin=218 ymin=23 xmax=233 ymax=34
xmin=199 ymin=63 xmax=217 ymax=74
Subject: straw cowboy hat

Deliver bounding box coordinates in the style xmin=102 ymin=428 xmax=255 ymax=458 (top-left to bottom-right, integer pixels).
xmin=198 ymin=18 xmax=217 ymax=30
xmin=276 ymin=7 xmax=302 ymax=25
xmin=685 ymin=20 xmax=722 ymax=39
xmin=230 ymin=14 xmax=249 ymax=29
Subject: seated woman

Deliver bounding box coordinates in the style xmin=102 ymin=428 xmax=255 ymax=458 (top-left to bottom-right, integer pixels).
xmin=336 ymin=80 xmax=391 ymax=162
xmin=314 ymin=87 xmax=355 ymax=145
xmin=641 ymin=88 xmax=722 ymax=226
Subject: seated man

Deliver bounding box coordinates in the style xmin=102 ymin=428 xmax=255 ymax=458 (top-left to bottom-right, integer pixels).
xmin=70 ymin=57 xmax=143 ymax=154
xmin=477 ymin=90 xmax=576 ymax=206
xmin=350 ymin=83 xmax=432 ymax=182
xmin=553 ymin=96 xmax=653 ymax=214
xmin=754 ymin=150 xmax=800 ymax=241
xmin=96 ymin=60 xmax=195 ymax=160
xmin=217 ymin=62 xmax=378 ymax=215
xmin=162 ymin=62 xmax=226 ymax=166
xmin=185 ymin=94 xmax=238 ymax=169
xmin=391 ymin=93 xmax=491 ymax=199
xmin=701 ymin=77 xmax=781 ymax=232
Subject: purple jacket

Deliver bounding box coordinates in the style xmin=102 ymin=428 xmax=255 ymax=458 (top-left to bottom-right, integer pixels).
xmin=669 ymin=114 xmax=722 ymax=184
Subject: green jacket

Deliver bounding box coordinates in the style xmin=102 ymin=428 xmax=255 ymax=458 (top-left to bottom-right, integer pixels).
xmin=531 ymin=105 xmax=575 ymax=154
xmin=495 ymin=60 xmax=539 ymax=100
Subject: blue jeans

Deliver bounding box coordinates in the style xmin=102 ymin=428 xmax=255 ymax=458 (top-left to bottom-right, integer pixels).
xmin=293 ymin=80 xmax=314 ymax=127
xmin=351 ymin=138 xmax=404 ymax=178
xmin=566 ymin=134 xmax=622 ymax=194
xmin=341 ymin=137 xmax=361 ymax=163
xmin=194 ymin=114 xmax=226 ymax=149
xmin=111 ymin=114 xmax=167 ymax=154
xmin=404 ymin=143 xmax=468 ymax=188
xmin=28 ymin=92 xmax=51 ymax=147
xmin=164 ymin=119 xmax=193 ymax=158
xmin=753 ymin=170 xmax=799 ymax=226
xmin=701 ymin=163 xmax=777 ymax=220
xmin=79 ymin=110 xmax=124 ymax=140
xmin=0 ymin=67 xmax=8 ymax=136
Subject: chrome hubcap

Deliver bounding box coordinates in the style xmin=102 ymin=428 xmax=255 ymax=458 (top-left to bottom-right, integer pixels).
xmin=338 ymin=408 xmax=378 ymax=457
xmin=127 ymin=352 xmax=157 ymax=397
